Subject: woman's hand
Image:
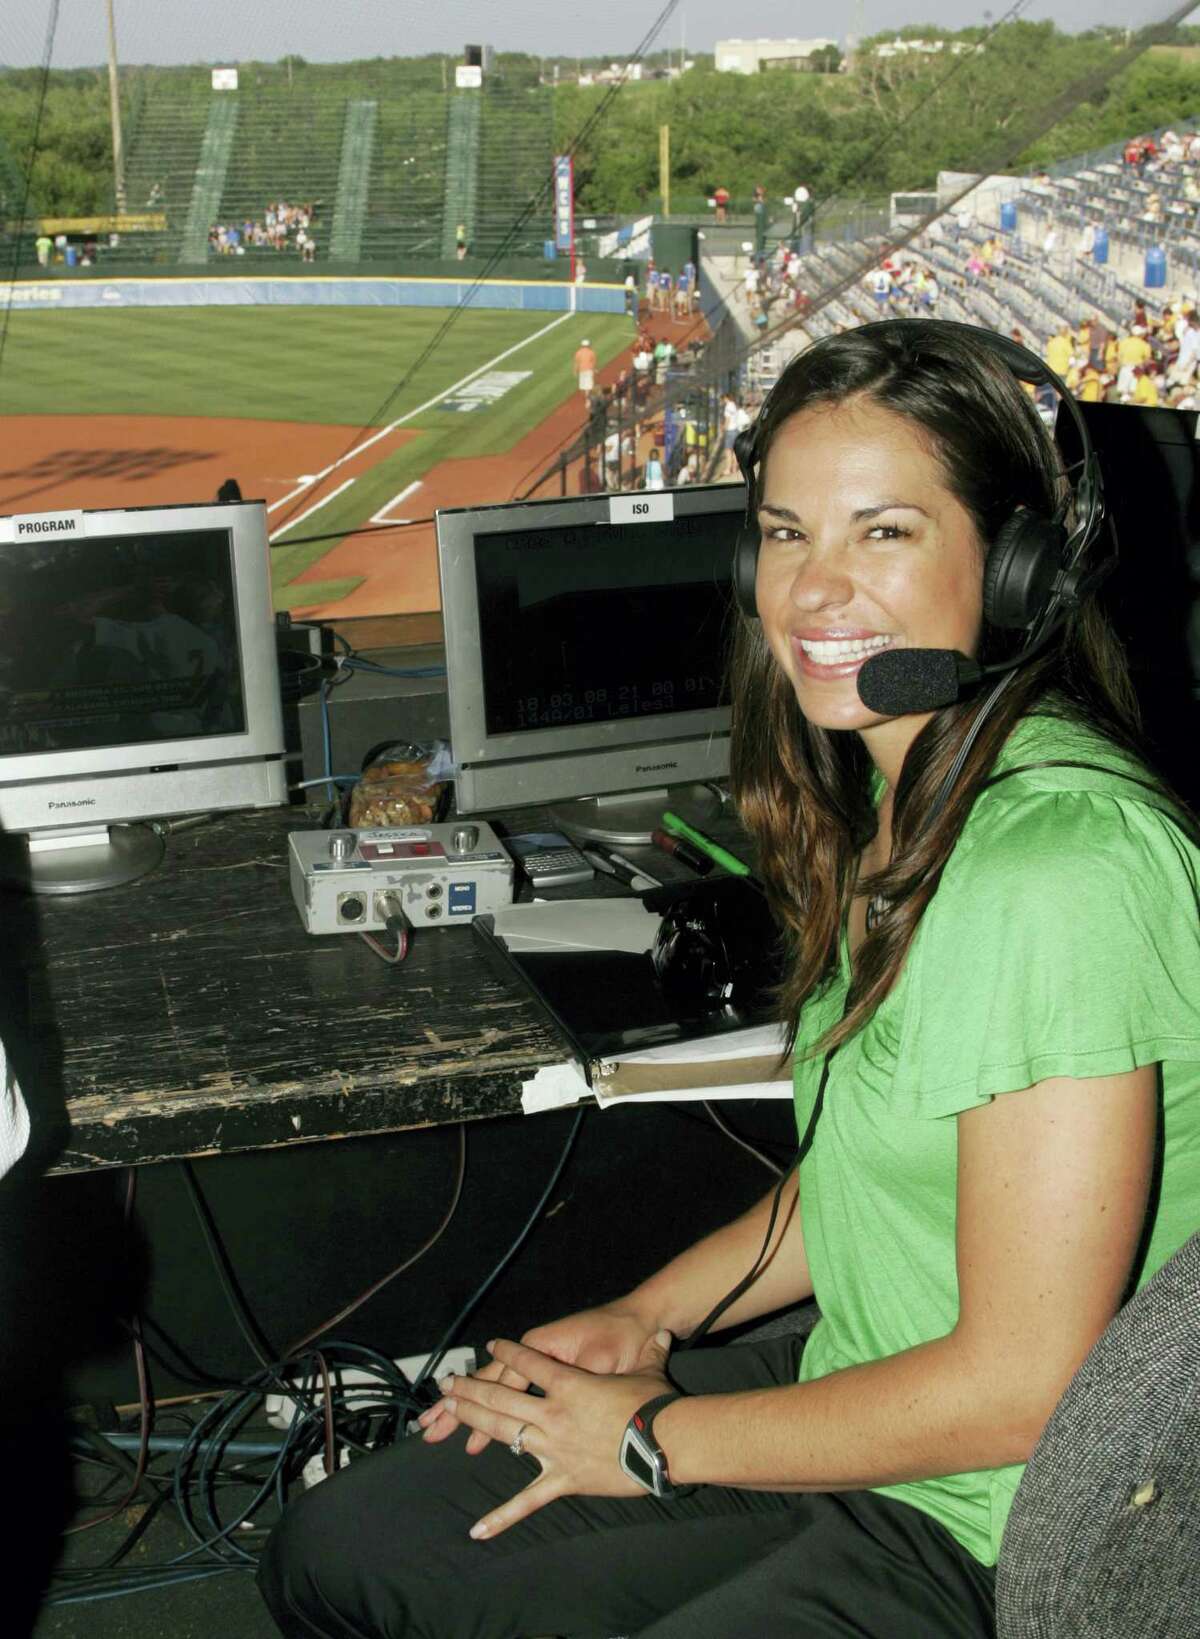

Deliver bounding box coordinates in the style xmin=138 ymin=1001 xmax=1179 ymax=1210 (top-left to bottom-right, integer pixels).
xmin=421 ymin=1330 xmax=675 ymax=1540
xmin=419 ymin=1299 xmax=662 ymax=1454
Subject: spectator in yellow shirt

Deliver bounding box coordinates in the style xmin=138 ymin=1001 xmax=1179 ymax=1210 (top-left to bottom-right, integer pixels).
xmin=1133 ymin=366 xmax=1161 ymax=408
xmin=1077 ymin=366 xmax=1105 ymax=402
xmin=1045 ymin=323 xmax=1073 ymax=377
xmin=1116 ymin=330 xmax=1152 ymax=400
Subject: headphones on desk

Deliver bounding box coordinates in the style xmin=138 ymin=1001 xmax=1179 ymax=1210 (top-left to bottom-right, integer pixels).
xmin=731 ymin=320 xmax=1112 ymax=652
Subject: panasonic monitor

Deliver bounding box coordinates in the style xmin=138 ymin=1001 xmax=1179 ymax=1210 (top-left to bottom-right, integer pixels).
xmin=1054 ymin=401 xmax=1200 ymax=810
xmin=0 ymin=500 xmax=287 ymax=894
xmin=436 ymin=484 xmax=745 ymax=845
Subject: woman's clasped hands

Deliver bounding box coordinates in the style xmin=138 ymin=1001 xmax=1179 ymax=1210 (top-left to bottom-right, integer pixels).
xmin=416 ymin=1301 xmax=677 ymax=1541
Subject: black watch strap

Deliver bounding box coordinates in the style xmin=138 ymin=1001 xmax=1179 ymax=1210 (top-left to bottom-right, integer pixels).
xmin=633 ymin=1391 xmax=684 ymax=1438
xmin=622 ymin=1390 xmax=694 ymax=1499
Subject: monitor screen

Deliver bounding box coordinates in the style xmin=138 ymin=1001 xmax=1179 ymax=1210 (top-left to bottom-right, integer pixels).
xmin=0 ymin=501 xmax=287 ymax=894
xmin=0 ymin=527 xmax=245 ymax=757
xmin=438 ymin=485 xmax=745 ymax=842
xmin=474 ymin=513 xmax=730 ymax=737
xmin=1055 ymin=402 xmax=1200 ymax=807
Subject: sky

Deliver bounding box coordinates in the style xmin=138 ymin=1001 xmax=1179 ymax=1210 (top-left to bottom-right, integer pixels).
xmin=2 ymin=0 xmax=1198 ymax=70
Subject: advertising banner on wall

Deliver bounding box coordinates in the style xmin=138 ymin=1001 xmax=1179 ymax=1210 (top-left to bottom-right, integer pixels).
xmin=553 ymin=155 xmax=574 ymax=263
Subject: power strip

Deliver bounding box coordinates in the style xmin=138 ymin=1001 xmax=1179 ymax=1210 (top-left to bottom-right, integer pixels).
xmin=264 ymin=1346 xmax=477 ymax=1431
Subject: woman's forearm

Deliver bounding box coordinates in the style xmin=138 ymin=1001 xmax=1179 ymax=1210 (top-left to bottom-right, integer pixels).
xmin=654 ymin=1329 xmax=1042 ymax=1491
xmin=623 ymin=1172 xmax=813 ymax=1340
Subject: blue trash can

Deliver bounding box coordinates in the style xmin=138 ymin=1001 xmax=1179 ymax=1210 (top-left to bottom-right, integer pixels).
xmin=1000 ymin=201 xmax=1017 ymax=233
xmin=64 ymin=244 xmax=77 ymax=267
xmin=1093 ymin=226 xmax=1108 ymax=265
xmin=543 ymin=240 xmax=557 ymax=261
xmin=1145 ymin=244 xmax=1167 ymax=288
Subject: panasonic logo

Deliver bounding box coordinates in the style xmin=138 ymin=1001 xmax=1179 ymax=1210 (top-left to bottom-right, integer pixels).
xmin=18 ymin=517 xmax=78 ymax=536
xmin=635 ymin=761 xmax=678 ymax=774
xmin=48 ymin=798 xmax=97 ymax=810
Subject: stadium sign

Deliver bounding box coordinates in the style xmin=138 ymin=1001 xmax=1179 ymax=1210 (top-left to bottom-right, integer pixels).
xmin=553 ymin=155 xmax=574 ymax=257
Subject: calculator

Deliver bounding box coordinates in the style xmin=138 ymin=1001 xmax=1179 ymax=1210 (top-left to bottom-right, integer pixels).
xmin=504 ymin=831 xmax=595 ymax=889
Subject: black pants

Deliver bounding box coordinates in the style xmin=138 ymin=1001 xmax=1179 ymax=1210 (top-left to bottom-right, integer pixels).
xmin=257 ymin=1337 xmax=996 ymax=1639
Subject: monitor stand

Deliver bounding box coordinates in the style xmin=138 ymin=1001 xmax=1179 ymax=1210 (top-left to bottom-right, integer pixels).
xmin=549 ymin=783 xmax=724 ymax=848
xmin=1 ymin=823 xmax=166 ymax=896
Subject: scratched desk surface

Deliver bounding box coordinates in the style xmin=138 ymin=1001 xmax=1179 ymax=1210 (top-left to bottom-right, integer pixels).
xmin=15 ymin=807 xmax=569 ymax=1174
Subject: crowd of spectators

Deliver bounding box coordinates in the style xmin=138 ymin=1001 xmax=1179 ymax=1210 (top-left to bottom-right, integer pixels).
xmin=208 ymin=199 xmax=318 ymax=259
xmin=904 ymin=209 xmax=1200 ymax=412
xmin=1034 ymin=301 xmax=1200 ymax=411
xmin=576 ymin=323 xmax=716 ymax=493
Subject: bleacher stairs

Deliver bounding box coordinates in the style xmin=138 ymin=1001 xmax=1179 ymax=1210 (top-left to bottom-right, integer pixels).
xmin=441 ymin=91 xmax=481 ymax=259
xmin=329 ymin=99 xmax=379 ymax=261
xmin=179 ymin=97 xmax=240 ymax=263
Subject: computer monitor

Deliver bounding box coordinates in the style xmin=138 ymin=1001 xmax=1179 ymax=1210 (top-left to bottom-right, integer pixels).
xmin=437 ymin=484 xmax=745 ymax=844
xmin=0 ymin=500 xmax=288 ymax=894
xmin=1055 ymin=402 xmax=1200 ymax=809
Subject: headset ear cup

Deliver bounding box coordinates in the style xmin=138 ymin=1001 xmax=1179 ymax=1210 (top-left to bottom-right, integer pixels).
xmin=983 ymin=508 xmax=1067 ymax=630
xmin=733 ymin=525 xmax=760 ymax=617
xmin=732 ymin=425 xmax=762 ymax=618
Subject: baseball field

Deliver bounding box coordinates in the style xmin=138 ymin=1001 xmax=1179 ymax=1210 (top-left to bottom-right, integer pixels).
xmin=0 ymin=301 xmax=636 ymax=617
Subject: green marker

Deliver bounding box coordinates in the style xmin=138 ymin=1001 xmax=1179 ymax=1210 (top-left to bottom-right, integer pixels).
xmin=661 ymin=811 xmax=753 ymax=878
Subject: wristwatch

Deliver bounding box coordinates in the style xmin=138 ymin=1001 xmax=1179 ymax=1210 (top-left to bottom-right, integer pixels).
xmin=619 ymin=1391 xmax=695 ymax=1499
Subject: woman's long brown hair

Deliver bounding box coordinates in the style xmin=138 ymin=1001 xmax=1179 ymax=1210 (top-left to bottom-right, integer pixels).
xmin=729 ymin=323 xmax=1147 ymax=1057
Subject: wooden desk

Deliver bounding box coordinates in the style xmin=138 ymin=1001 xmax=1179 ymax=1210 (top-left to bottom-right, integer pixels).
xmin=16 ymin=808 xmax=569 ymax=1175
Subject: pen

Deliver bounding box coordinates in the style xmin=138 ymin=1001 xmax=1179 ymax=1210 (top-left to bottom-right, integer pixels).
xmin=607 ymin=849 xmax=664 ymax=888
xmin=580 ymin=848 xmax=661 ymax=892
xmin=660 ymin=811 xmax=753 ymax=878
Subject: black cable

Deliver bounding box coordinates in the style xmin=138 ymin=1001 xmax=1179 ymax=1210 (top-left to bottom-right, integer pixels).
xmin=177 ymin=1161 xmax=288 ymax=1387
xmin=700 ymin=1101 xmax=784 ymax=1178
xmin=283 ymin=1122 xmax=467 ymax=1352
xmin=412 ymin=1104 xmax=588 ymax=1392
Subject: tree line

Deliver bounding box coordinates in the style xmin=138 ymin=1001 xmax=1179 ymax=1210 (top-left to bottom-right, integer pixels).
xmin=3 ymin=25 xmax=1200 ymax=222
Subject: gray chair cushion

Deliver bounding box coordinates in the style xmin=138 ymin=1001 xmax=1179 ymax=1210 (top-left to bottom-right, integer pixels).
xmin=996 ymin=1231 xmax=1200 ymax=1639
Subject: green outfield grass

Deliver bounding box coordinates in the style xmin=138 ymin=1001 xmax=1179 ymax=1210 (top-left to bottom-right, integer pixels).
xmin=0 ymin=302 xmax=633 ymax=607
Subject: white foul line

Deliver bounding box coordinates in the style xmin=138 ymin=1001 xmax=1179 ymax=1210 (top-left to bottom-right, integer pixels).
xmin=269 ymin=477 xmax=356 ymax=541
xmin=370 ymin=479 xmax=423 ymax=526
xmin=266 ymin=308 xmax=577 ymax=519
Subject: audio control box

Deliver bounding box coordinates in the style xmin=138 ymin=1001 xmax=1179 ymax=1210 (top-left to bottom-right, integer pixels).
xmin=288 ymin=821 xmax=514 ymax=935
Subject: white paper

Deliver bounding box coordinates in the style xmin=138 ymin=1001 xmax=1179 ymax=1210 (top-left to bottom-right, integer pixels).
xmin=598 ymin=1021 xmax=788 ymax=1068
xmin=593 ymin=1078 xmax=791 ymax=1106
xmin=491 ymin=898 xmax=660 ymax=955
xmin=520 ymin=1061 xmax=593 ymax=1114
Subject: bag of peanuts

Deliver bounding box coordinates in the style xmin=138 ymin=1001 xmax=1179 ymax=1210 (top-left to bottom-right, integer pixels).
xmin=346 ymin=741 xmax=453 ymax=828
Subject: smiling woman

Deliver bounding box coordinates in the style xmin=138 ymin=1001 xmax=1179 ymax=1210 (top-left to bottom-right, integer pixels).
xmin=255 ymin=322 xmax=1200 ymax=1639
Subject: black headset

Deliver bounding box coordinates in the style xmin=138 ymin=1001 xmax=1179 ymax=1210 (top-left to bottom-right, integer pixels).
xmin=731 ymin=319 xmax=1109 ymax=644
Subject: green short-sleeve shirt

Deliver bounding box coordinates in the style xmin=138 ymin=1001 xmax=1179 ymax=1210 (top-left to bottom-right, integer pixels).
xmin=793 ymin=712 xmax=1200 ymax=1566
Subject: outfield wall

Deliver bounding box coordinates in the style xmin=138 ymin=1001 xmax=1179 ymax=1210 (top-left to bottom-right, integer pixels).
xmin=5 ymin=276 xmax=627 ymax=314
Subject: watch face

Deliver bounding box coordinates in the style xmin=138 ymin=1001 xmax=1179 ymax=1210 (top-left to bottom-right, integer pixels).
xmin=622 ymin=1438 xmax=655 ymax=1490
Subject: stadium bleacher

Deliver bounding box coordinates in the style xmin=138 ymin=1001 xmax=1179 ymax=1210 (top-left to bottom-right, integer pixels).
xmin=110 ymin=69 xmax=555 ymax=270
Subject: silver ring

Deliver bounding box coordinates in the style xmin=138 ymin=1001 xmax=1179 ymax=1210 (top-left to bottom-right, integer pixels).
xmin=509 ymin=1422 xmax=529 ymax=1457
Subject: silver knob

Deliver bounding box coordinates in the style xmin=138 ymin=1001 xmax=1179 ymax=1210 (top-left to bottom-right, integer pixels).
xmin=452 ymin=824 xmax=479 ymax=853
xmin=329 ymin=832 xmax=356 ymax=861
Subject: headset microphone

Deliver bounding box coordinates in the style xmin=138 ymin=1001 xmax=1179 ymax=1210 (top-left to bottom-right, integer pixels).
xmin=856 ymin=648 xmax=982 ymax=715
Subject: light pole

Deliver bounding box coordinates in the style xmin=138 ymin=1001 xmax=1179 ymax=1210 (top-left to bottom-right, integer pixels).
xmin=104 ymin=0 xmax=127 ymax=215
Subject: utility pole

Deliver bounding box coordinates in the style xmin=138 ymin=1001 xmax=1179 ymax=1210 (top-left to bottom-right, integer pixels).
xmin=659 ymin=123 xmax=670 ymax=217
xmin=105 ymin=0 xmax=127 ymax=215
